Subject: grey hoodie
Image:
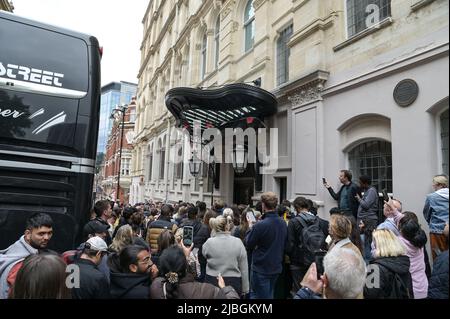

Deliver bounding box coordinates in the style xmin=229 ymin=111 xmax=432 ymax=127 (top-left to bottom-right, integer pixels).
xmin=0 ymin=236 xmax=38 ymax=299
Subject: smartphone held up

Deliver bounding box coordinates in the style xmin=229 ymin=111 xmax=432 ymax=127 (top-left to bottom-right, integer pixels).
xmin=182 ymin=226 xmax=194 ymax=247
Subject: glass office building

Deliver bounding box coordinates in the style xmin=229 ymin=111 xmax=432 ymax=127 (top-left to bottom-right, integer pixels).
xmin=97 ymin=81 xmax=137 ymax=155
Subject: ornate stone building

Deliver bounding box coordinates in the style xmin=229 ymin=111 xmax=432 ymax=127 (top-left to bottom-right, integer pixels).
xmin=132 ymin=0 xmax=448 ymax=234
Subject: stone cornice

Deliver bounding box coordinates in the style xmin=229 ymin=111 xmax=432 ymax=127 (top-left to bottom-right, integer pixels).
xmin=288 ymin=11 xmax=338 ymax=47
xmin=272 ymin=70 xmax=329 ymax=107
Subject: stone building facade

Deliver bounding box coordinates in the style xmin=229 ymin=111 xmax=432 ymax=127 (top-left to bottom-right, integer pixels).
xmin=131 ymin=0 xmax=449 ymax=235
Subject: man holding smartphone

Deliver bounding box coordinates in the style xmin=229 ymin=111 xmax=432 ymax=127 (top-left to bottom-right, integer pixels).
xmin=323 ymin=170 xmax=359 ymax=219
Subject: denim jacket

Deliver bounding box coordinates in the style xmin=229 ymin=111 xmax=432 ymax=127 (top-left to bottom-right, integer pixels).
xmin=423 ymin=188 xmax=449 ymax=234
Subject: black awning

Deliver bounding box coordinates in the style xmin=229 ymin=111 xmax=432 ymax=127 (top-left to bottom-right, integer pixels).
xmin=165 ymin=83 xmax=277 ymax=135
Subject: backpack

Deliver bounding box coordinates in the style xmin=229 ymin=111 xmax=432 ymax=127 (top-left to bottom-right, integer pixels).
xmin=296 ymin=215 xmax=326 ymax=266
xmin=388 ymin=269 xmax=411 ymax=299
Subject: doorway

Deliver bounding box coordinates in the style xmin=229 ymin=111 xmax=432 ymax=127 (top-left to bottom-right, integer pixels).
xmin=275 ymin=177 xmax=287 ymax=203
xmin=233 ymin=178 xmax=254 ymax=205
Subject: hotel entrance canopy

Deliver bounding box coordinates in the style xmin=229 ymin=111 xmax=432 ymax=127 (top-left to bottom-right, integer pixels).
xmin=165 ymin=83 xmax=278 ymax=140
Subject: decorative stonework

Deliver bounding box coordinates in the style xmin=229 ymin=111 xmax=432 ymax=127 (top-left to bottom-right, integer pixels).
xmin=288 ymin=78 xmax=328 ymax=107
xmin=221 ymin=0 xmax=236 ymax=21
xmin=288 ymin=86 xmax=323 ymax=107
xmin=231 ymin=20 xmax=239 ymax=32
xmin=283 ymin=70 xmax=329 ymax=107
xmin=253 ymin=0 xmax=268 ymax=10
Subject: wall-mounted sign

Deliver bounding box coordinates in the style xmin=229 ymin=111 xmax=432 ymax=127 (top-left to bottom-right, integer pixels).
xmin=393 ymin=79 xmax=419 ymax=107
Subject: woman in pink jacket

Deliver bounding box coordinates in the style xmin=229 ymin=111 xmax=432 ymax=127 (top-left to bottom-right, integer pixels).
xmin=398 ymin=212 xmax=429 ymax=299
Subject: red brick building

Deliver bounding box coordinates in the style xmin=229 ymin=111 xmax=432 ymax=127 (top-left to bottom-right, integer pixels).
xmin=101 ymin=97 xmax=136 ymax=203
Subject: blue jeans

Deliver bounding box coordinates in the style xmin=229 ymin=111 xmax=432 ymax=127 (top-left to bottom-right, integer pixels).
xmin=360 ymin=234 xmax=373 ymax=263
xmin=250 ymin=270 xmax=279 ymax=299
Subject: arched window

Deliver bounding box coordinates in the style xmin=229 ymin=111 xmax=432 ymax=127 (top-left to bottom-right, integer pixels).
xmin=201 ymin=34 xmax=207 ymax=79
xmin=244 ymin=0 xmax=255 ymax=52
xmin=441 ymin=109 xmax=449 ymax=175
xmin=348 ymin=140 xmax=392 ymax=192
xmin=215 ymin=16 xmax=220 ymax=69
xmin=175 ymin=146 xmax=184 ymax=179
xmin=159 ymin=138 xmax=165 ymax=180
xmin=148 ymin=144 xmax=153 ymax=181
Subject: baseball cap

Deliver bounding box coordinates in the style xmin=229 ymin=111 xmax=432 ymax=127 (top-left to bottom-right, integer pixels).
xmin=83 ymin=221 xmax=109 ymax=238
xmin=85 ymin=236 xmax=108 ymax=253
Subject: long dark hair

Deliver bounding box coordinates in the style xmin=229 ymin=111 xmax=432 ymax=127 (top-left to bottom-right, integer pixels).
xmin=399 ymin=212 xmax=427 ymax=248
xmin=158 ymin=246 xmax=188 ymax=299
xmin=10 ymin=253 xmax=70 ymax=299
xmin=345 ymin=215 xmax=363 ymax=254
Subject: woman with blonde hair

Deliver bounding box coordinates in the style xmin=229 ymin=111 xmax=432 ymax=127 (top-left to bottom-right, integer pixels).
xmin=109 ymin=224 xmax=133 ymax=253
xmin=363 ymin=229 xmax=413 ymax=299
xmin=328 ymin=214 xmax=362 ymax=257
xmin=202 ymin=215 xmax=249 ymax=296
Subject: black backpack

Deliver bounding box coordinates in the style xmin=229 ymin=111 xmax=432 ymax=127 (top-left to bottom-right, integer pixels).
xmin=296 ymin=215 xmax=326 ymax=266
xmin=386 ymin=267 xmax=411 ymax=299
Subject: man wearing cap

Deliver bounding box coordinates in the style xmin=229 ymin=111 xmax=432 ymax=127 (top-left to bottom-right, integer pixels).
xmin=83 ymin=221 xmax=110 ymax=241
xmin=72 ymin=236 xmax=110 ymax=299
xmin=84 ymin=200 xmax=113 ymax=245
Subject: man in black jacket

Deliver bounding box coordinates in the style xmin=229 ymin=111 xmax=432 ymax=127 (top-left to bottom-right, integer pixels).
xmin=286 ymin=197 xmax=328 ymax=294
xmin=72 ymin=236 xmax=110 ymax=299
xmin=109 ymin=245 xmax=157 ymax=299
xmin=245 ymin=192 xmax=287 ymax=299
xmin=84 ymin=200 xmax=113 ymax=245
xmin=324 ymin=170 xmax=359 ymax=219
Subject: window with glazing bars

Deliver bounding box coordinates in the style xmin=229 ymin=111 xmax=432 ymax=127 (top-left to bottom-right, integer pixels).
xmin=346 ymin=0 xmax=391 ymax=38
xmin=276 ymin=24 xmax=293 ymax=86
xmin=348 ymin=140 xmax=392 ymax=193
xmin=244 ymin=0 xmax=255 ymax=52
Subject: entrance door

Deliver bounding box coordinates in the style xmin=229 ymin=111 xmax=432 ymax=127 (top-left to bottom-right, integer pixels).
xmin=233 ymin=178 xmax=254 ymax=205
xmin=279 ymin=177 xmax=287 ymax=203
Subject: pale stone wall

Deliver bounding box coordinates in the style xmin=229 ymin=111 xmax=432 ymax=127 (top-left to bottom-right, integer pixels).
xmin=131 ymin=0 xmax=449 ymax=211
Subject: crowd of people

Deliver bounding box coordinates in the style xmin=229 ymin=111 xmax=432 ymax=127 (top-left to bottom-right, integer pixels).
xmin=0 ymin=171 xmax=448 ymax=299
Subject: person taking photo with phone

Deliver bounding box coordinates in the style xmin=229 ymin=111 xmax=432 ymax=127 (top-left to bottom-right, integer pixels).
xmin=355 ymin=175 xmax=379 ymax=262
xmin=294 ymin=247 xmax=366 ymax=299
xmin=323 ymin=170 xmax=359 ymax=219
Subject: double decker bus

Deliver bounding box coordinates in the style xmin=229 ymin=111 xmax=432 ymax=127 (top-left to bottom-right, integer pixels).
xmin=0 ymin=11 xmax=101 ymax=252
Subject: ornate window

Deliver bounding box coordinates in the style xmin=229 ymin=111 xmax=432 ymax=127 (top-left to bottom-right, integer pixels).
xmin=159 ymin=139 xmax=165 ymax=180
xmin=174 ymin=146 xmax=184 ymax=179
xmin=121 ymin=158 xmax=130 ymax=176
xmin=348 ymin=140 xmax=392 ymax=192
xmin=276 ymin=24 xmax=293 ymax=86
xmin=346 ymin=0 xmax=391 ymax=38
xmin=244 ymin=0 xmax=255 ymax=52
xmin=148 ymin=144 xmax=153 ymax=181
